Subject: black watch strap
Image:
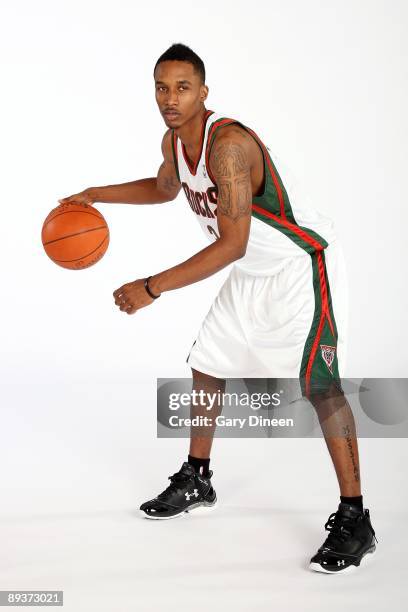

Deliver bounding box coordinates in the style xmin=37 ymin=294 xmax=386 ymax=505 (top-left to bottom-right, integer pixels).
xmin=144 ymin=276 xmax=161 ymax=299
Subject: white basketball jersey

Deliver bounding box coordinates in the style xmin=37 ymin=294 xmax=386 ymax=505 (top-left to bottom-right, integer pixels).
xmin=172 ymin=110 xmax=337 ymax=276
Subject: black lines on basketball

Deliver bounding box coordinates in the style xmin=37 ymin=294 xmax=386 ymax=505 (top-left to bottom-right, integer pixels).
xmin=43 ymin=225 xmax=107 ymax=246
xmin=55 ymin=232 xmax=110 ymax=263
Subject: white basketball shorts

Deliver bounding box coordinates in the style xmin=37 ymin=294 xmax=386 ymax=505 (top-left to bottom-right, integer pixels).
xmin=186 ymin=240 xmax=348 ymax=396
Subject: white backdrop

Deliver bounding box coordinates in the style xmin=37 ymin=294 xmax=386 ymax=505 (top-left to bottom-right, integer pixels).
xmin=1 ymin=0 xmax=407 ymax=384
xmin=1 ymin=2 xmax=407 ymax=610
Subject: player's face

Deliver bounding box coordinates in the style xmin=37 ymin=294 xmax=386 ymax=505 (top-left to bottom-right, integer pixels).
xmin=154 ymin=61 xmax=207 ymax=128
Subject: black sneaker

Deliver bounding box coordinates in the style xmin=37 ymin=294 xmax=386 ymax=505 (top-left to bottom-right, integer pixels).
xmin=139 ymin=462 xmax=217 ymax=520
xmin=309 ymin=502 xmax=378 ymax=573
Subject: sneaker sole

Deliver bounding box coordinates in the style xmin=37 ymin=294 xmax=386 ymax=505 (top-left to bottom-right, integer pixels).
xmin=309 ymin=544 xmax=376 ymax=574
xmin=139 ymin=499 xmax=218 ymax=520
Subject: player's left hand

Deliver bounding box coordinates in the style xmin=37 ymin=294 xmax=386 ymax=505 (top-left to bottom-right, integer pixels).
xmin=113 ymin=279 xmax=154 ymax=315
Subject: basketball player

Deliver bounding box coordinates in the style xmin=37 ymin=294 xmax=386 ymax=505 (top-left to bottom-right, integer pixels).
xmin=59 ymin=43 xmax=377 ymax=573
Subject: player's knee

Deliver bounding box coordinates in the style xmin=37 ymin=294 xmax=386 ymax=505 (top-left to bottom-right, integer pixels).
xmin=308 ymin=381 xmax=346 ymax=410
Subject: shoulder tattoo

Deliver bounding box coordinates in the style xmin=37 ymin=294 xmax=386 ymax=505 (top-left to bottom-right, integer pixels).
xmin=211 ymin=141 xmax=252 ymax=222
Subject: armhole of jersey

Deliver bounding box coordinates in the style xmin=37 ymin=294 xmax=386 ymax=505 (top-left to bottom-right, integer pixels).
xmin=171 ymin=129 xmax=181 ymax=184
xmin=205 ymin=119 xmax=269 ymax=197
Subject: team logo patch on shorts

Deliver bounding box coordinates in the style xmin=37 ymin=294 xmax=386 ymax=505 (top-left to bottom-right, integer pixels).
xmin=320 ymin=344 xmax=336 ymax=373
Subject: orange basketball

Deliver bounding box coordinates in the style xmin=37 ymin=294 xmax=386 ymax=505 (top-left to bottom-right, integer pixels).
xmin=41 ymin=203 xmax=109 ymax=270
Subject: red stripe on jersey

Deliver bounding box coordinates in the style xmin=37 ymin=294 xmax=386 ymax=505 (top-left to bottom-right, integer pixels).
xmin=252 ymin=203 xmax=326 ymax=251
xmin=245 ymin=127 xmax=286 ymax=219
xmin=304 ymin=251 xmax=334 ymax=396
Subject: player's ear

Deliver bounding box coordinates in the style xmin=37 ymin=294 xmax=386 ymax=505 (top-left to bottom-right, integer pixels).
xmin=200 ymin=84 xmax=209 ymax=102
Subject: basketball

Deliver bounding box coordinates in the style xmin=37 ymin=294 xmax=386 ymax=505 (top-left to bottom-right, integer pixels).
xmin=41 ymin=202 xmax=109 ymax=270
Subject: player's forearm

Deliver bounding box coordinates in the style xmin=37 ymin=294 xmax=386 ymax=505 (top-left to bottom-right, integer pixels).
xmin=88 ymin=178 xmax=170 ymax=205
xmin=148 ymin=239 xmax=246 ymax=295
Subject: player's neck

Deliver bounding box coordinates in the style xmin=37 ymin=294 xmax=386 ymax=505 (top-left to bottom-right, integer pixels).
xmin=175 ymin=106 xmax=209 ymax=152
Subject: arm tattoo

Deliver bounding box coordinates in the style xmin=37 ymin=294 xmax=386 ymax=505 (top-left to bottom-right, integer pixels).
xmin=158 ymin=161 xmax=179 ymax=192
xmin=211 ymin=141 xmax=252 ymax=222
xmin=162 ymin=175 xmax=179 ymax=192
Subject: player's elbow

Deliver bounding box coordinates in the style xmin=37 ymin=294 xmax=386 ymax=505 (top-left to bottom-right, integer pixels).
xmin=234 ymin=243 xmax=247 ymax=259
xmin=159 ymin=192 xmax=178 ymax=203
xmin=232 ymin=233 xmax=249 ymax=259
xmin=220 ymin=239 xmax=247 ymax=261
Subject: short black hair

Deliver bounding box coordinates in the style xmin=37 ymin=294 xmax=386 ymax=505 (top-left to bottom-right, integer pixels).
xmin=154 ymin=43 xmax=206 ymax=84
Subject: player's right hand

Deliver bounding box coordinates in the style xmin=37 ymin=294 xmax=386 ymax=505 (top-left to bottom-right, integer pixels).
xmin=58 ymin=189 xmax=95 ymax=206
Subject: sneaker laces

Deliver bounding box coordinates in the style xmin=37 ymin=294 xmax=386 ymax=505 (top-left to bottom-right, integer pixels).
xmin=324 ymin=509 xmax=378 ymax=545
xmin=157 ymin=469 xmax=193 ymax=501
xmin=324 ymin=511 xmax=358 ymax=544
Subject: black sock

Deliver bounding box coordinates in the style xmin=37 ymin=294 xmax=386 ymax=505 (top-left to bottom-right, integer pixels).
xmin=340 ymin=495 xmax=363 ymax=511
xmin=188 ymin=454 xmax=210 ymax=477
